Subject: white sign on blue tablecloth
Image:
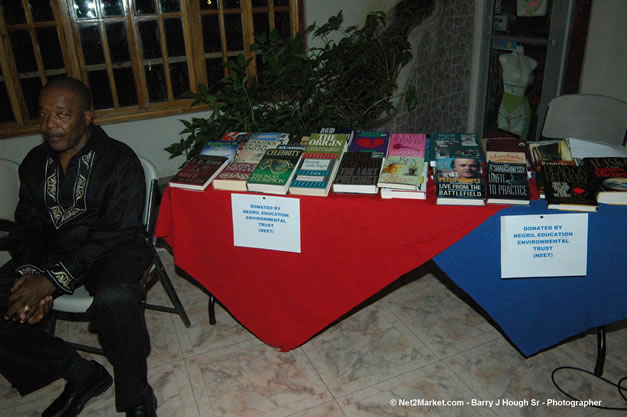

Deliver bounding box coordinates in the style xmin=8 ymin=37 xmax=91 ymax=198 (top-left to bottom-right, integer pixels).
xmin=231 ymin=193 xmax=301 ymax=253
xmin=500 ymin=213 xmax=588 ymax=278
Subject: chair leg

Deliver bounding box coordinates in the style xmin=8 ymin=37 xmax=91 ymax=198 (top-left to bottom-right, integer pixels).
xmin=208 ymin=295 xmax=216 ymax=326
xmin=46 ymin=311 xmax=106 ymax=355
xmin=144 ymin=249 xmax=191 ymax=328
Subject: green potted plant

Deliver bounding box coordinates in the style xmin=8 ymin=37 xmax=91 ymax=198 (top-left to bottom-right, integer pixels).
xmin=166 ymin=2 xmax=433 ymax=162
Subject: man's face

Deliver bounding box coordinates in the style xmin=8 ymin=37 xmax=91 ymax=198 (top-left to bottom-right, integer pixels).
xmin=453 ymin=158 xmax=480 ymax=178
xmin=39 ymin=87 xmax=92 ymax=156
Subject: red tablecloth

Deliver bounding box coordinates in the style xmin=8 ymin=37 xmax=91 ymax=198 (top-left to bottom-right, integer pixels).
xmin=155 ymin=186 xmax=502 ymax=351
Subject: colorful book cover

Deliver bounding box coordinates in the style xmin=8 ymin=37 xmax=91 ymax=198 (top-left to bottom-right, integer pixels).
xmin=319 ymin=127 xmax=354 ymax=143
xmin=542 ymin=162 xmax=597 ymax=211
xmin=247 ymin=148 xmax=303 ymax=195
xmin=235 ymin=139 xmax=282 ymax=163
xmin=377 ymin=156 xmax=425 ymax=190
xmin=349 ymin=131 xmax=390 ymax=157
xmin=249 ymin=132 xmax=291 ymax=143
xmin=289 ymin=133 xmax=347 ymax=196
xmin=430 ymin=133 xmax=482 ymax=166
xmin=386 ymin=133 xmax=427 ymax=158
xmin=583 ymin=157 xmax=627 ymax=205
xmin=212 ymin=161 xmax=257 ymax=191
xmin=200 ymin=140 xmax=240 ymax=162
xmin=169 ymin=155 xmax=229 ymax=191
xmin=435 ymin=157 xmax=485 ymax=205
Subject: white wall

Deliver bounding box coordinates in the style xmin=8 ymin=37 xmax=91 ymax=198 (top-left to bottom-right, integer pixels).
xmin=305 ymin=0 xmax=398 ymax=47
xmin=579 ymin=0 xmax=627 ymax=101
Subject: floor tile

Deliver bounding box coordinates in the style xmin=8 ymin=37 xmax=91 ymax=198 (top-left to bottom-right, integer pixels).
xmin=384 ymin=274 xmax=500 ymax=358
xmin=337 ymin=362 xmax=497 ymax=417
xmin=287 ymin=400 xmax=347 ymax=417
xmin=302 ymin=303 xmax=437 ymax=397
xmin=443 ymin=337 xmax=619 ymax=417
xmin=186 ymin=340 xmax=332 ymax=417
xmin=173 ymin=291 xmax=256 ymax=358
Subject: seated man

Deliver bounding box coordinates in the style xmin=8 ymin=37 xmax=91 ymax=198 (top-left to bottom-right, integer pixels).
xmin=0 ymin=77 xmax=157 ymax=417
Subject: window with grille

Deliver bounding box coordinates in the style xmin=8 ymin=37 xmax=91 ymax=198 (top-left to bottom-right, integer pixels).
xmin=0 ymin=0 xmax=304 ymax=138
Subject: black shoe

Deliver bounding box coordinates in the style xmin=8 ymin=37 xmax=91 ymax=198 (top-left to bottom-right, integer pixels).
xmin=125 ymin=385 xmax=157 ymax=417
xmin=43 ymin=361 xmax=113 ymax=417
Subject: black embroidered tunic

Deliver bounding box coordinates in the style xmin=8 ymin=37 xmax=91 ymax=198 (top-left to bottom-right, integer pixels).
xmin=10 ymin=126 xmax=146 ymax=293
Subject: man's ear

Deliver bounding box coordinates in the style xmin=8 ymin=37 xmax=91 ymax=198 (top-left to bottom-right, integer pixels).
xmin=83 ymin=110 xmax=94 ymax=126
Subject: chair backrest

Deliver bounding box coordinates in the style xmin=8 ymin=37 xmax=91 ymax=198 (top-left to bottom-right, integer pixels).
xmin=0 ymin=158 xmax=20 ymax=222
xmin=541 ymin=94 xmax=627 ymax=145
xmin=137 ymin=155 xmax=159 ymax=233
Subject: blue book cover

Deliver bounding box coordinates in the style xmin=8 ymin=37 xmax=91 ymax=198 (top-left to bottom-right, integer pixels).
xmin=200 ymin=140 xmax=240 ymax=162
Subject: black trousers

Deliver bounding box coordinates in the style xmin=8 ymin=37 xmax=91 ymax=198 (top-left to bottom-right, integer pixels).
xmin=0 ymin=242 xmax=152 ymax=409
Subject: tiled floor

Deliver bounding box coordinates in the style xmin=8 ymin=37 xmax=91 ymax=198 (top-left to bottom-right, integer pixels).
xmin=1 ymin=248 xmax=625 ymax=416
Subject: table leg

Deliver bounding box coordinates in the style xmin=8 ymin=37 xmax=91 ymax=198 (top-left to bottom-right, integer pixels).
xmin=594 ymin=326 xmax=606 ymax=376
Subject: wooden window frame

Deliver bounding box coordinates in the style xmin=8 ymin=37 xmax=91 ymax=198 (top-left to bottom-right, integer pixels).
xmin=0 ymin=0 xmax=304 ymax=139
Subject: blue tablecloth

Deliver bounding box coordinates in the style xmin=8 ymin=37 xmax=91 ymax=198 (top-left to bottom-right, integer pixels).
xmin=434 ymin=200 xmax=627 ymax=357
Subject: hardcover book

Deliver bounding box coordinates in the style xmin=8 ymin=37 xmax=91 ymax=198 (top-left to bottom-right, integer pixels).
xmin=235 ymin=139 xmax=282 ymax=163
xmin=542 ymin=162 xmax=597 ymax=212
xmin=430 ymin=133 xmax=482 ymax=167
xmin=319 ymin=127 xmax=354 ymax=143
xmin=377 ymin=133 xmax=427 ymax=190
xmin=220 ymin=131 xmax=250 ymax=142
xmin=349 ymin=131 xmax=390 ymax=157
xmin=289 ymin=133 xmax=347 ymax=197
xmin=380 ymin=163 xmax=429 ymax=199
xmin=169 ymin=155 xmax=229 ymax=191
xmin=248 ymin=132 xmax=291 ymax=143
xmin=528 ymin=139 xmax=574 ymax=186
xmin=212 ymin=135 xmax=286 ymax=190
xmin=247 ymin=148 xmax=303 ymax=195
xmin=212 ymin=161 xmax=257 ymax=191
xmin=377 ymin=156 xmax=425 ymax=190
xmin=332 ymin=151 xmax=384 ymax=194
xmin=583 ymin=157 xmax=627 ymax=205
xmin=485 ymin=162 xmax=530 ymax=205
xmin=535 ymin=160 xmax=576 ymax=198
xmin=485 ymin=137 xmax=531 ymax=170
xmin=435 ymin=157 xmax=485 ymax=206
xmin=200 ymin=140 xmax=240 ymax=163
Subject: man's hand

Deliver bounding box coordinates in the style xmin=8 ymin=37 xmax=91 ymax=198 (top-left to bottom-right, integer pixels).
xmin=5 ymin=274 xmax=56 ymax=323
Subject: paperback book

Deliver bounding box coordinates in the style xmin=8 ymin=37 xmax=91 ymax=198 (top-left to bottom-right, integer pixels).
xmin=212 ymin=137 xmax=284 ymax=191
xmin=377 ymin=133 xmax=427 ymax=190
xmin=333 ymin=151 xmax=384 ymax=194
xmin=169 ymin=155 xmax=229 ymax=191
xmin=248 ymin=132 xmax=291 ymax=143
xmin=528 ymin=139 xmax=573 ymax=186
xmin=535 ymin=160 xmax=576 ymax=198
xmin=289 ymin=133 xmax=347 ymax=197
xmin=200 ymin=140 xmax=240 ymax=163
xmin=247 ymin=148 xmax=304 ymax=195
xmin=349 ymin=131 xmax=390 ymax=157
xmin=235 ymin=138 xmax=283 ymax=163
xmin=485 ymin=162 xmax=530 ymax=205
xmin=435 ymin=157 xmax=485 ymax=206
xmin=583 ymin=157 xmax=627 ymax=205
xmin=484 ymin=137 xmax=531 ymax=172
xmin=380 ymin=163 xmax=429 ymax=199
xmin=212 ymin=161 xmax=257 ymax=191
xmin=430 ymin=133 xmax=482 ymax=167
xmin=542 ymin=161 xmax=597 ymax=212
